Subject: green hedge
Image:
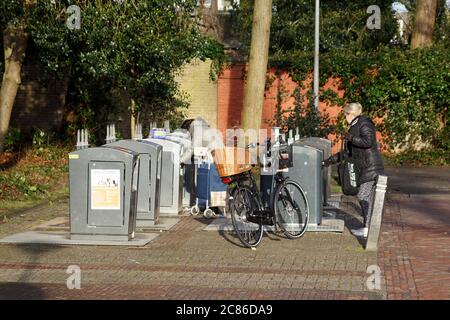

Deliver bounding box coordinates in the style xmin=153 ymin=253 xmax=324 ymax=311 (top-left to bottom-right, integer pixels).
xmin=234 ymin=0 xmax=450 ymax=156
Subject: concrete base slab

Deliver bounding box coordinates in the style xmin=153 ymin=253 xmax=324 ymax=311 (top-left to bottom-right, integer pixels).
xmin=70 ymin=233 xmax=132 ymax=241
xmin=136 ymin=220 xmax=158 ymax=227
xmin=31 ymin=216 xmax=179 ymax=233
xmin=325 ymin=194 xmax=342 ymax=209
xmin=32 ymin=217 xmax=69 ymax=231
xmin=0 ymin=231 xmax=158 ymax=246
xmin=307 ymin=218 xmax=345 ymax=232
xmin=159 ymin=210 xmax=188 ymax=217
xmin=202 ymin=218 xmax=274 ymax=232
xmin=158 ymin=208 xmax=183 ymax=216
xmin=322 ymin=210 xmax=337 ymax=219
xmin=203 ymin=217 xmax=345 ymax=233
xmin=136 ymin=217 xmax=179 ymax=231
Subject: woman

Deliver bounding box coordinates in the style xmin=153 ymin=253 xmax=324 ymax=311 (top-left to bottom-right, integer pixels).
xmin=323 ymin=103 xmax=384 ymax=238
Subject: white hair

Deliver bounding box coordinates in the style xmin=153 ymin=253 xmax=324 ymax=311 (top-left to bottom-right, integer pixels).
xmin=344 ymin=102 xmax=362 ymax=116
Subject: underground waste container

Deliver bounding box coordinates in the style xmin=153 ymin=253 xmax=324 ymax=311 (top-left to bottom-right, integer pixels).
xmin=296 ymin=137 xmax=332 ymax=206
xmin=163 ymin=131 xmax=194 ymax=209
xmin=68 ymin=146 xmax=139 ymax=241
xmin=144 ymin=138 xmax=184 ymax=215
xmin=289 ymin=143 xmax=324 ymax=226
xmin=104 ymin=140 xmax=162 ymax=226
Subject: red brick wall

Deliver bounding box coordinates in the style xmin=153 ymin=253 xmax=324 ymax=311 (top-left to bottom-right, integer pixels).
xmin=217 ymin=65 xmax=246 ymax=131
xmin=10 ymin=58 xmax=387 ymax=153
xmin=217 ymin=65 xmax=350 ymax=153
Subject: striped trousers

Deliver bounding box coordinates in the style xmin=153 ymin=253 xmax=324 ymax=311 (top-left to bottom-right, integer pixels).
xmin=357 ymin=180 xmax=377 ymax=228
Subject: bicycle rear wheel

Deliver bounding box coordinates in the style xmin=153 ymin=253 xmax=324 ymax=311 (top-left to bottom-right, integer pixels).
xmin=230 ymin=186 xmax=264 ymax=248
xmin=273 ymin=180 xmax=309 ymax=239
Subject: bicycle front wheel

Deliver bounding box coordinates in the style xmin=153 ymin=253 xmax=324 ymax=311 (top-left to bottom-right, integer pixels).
xmin=230 ymin=186 xmax=263 ymax=248
xmin=273 ymin=180 xmax=309 ymax=239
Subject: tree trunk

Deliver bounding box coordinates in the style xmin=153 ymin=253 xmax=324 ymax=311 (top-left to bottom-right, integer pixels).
xmin=130 ymin=99 xmax=136 ymax=139
xmin=211 ymin=0 xmax=218 ymax=16
xmin=241 ymin=0 xmax=272 ymax=139
xmin=196 ymin=0 xmax=223 ymax=41
xmin=0 ymin=27 xmax=29 ymax=153
xmin=411 ymin=0 xmax=438 ymax=49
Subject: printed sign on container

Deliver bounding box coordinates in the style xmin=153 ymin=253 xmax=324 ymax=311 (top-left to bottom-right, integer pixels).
xmin=90 ymin=169 xmax=121 ymax=210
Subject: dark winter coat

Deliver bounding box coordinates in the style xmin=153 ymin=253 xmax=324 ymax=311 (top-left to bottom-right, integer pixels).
xmin=331 ymin=115 xmax=384 ymax=185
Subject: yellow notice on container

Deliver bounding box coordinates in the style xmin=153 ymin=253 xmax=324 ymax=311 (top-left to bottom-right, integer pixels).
xmin=90 ymin=169 xmax=121 ymax=210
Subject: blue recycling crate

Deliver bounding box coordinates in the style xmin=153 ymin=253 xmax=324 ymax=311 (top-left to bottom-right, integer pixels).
xmin=150 ymin=128 xmax=169 ymax=139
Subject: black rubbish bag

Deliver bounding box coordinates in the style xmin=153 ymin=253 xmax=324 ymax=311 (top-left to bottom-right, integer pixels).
xmin=337 ymin=140 xmax=359 ymax=196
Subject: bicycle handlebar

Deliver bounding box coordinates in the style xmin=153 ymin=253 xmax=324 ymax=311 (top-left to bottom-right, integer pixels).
xmin=246 ymin=142 xmax=260 ymax=149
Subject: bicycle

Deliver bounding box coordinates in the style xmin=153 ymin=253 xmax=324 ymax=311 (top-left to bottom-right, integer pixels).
xmin=216 ymin=139 xmax=310 ymax=248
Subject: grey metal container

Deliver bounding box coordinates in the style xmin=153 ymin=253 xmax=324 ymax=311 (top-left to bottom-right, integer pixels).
xmin=104 ymin=140 xmax=162 ymax=226
xmin=290 ymin=143 xmax=324 ymax=226
xmin=68 ymin=146 xmax=139 ymax=241
xmin=296 ymin=137 xmax=332 ymax=206
xmin=144 ymin=138 xmax=184 ymax=215
xmin=164 ymin=134 xmax=194 ymax=208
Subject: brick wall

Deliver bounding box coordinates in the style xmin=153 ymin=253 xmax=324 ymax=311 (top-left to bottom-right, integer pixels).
xmin=9 ymin=56 xmax=387 ymax=154
xmin=175 ymin=59 xmax=218 ymax=128
xmin=216 ymin=65 xmax=245 ymax=131
xmin=217 ymin=64 xmax=352 ymax=153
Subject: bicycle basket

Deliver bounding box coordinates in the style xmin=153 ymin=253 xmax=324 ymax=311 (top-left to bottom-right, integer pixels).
xmin=211 ymin=147 xmax=254 ymax=177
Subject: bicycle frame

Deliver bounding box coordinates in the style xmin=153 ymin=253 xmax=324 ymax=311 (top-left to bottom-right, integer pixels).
xmin=226 ymin=169 xmax=290 ymax=226
xmin=222 ymin=137 xmax=295 ymax=224
xmin=228 ymin=171 xmax=263 ymax=211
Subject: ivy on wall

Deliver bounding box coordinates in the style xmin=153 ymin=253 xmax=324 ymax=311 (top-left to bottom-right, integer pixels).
xmin=233 ymin=0 xmax=450 ymax=154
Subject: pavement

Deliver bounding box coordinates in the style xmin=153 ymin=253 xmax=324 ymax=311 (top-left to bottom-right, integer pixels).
xmin=0 ymin=166 xmax=448 ymax=300
xmin=378 ymin=166 xmax=450 ymax=300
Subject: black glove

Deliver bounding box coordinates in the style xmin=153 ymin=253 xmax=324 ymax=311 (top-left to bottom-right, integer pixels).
xmin=345 ymin=132 xmax=354 ymax=142
xmin=322 ymin=157 xmax=333 ymax=167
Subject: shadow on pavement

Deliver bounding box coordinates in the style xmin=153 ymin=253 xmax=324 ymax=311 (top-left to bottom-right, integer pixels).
xmin=217 ymin=228 xmax=249 ymax=249
xmin=195 ymin=215 xmax=285 ymax=248
xmin=385 ymin=166 xmax=450 ymax=195
xmin=387 ymin=195 xmax=450 ymax=230
xmin=0 ymin=244 xmax=63 ymax=300
xmin=332 ymin=204 xmax=368 ymax=248
xmin=0 ymin=282 xmax=45 ymax=300
xmin=191 ymin=215 xmax=248 ymax=248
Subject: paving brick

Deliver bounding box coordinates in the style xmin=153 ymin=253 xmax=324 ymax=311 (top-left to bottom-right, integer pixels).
xmin=378 ymin=193 xmax=450 ymax=300
xmin=1 ymin=167 xmax=448 ymax=300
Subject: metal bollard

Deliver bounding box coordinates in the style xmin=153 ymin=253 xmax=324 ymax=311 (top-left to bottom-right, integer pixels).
xmin=76 ymin=128 xmax=89 ymax=149
xmin=366 ymin=175 xmax=388 ymax=251
xmin=105 ymin=124 xmax=116 ymax=144
xmin=294 ymin=127 xmax=300 ymax=141
xmin=164 ymin=120 xmax=170 ymax=132
xmin=288 ymin=130 xmax=294 ymax=145
xmin=133 ymin=123 xmax=143 ymax=141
